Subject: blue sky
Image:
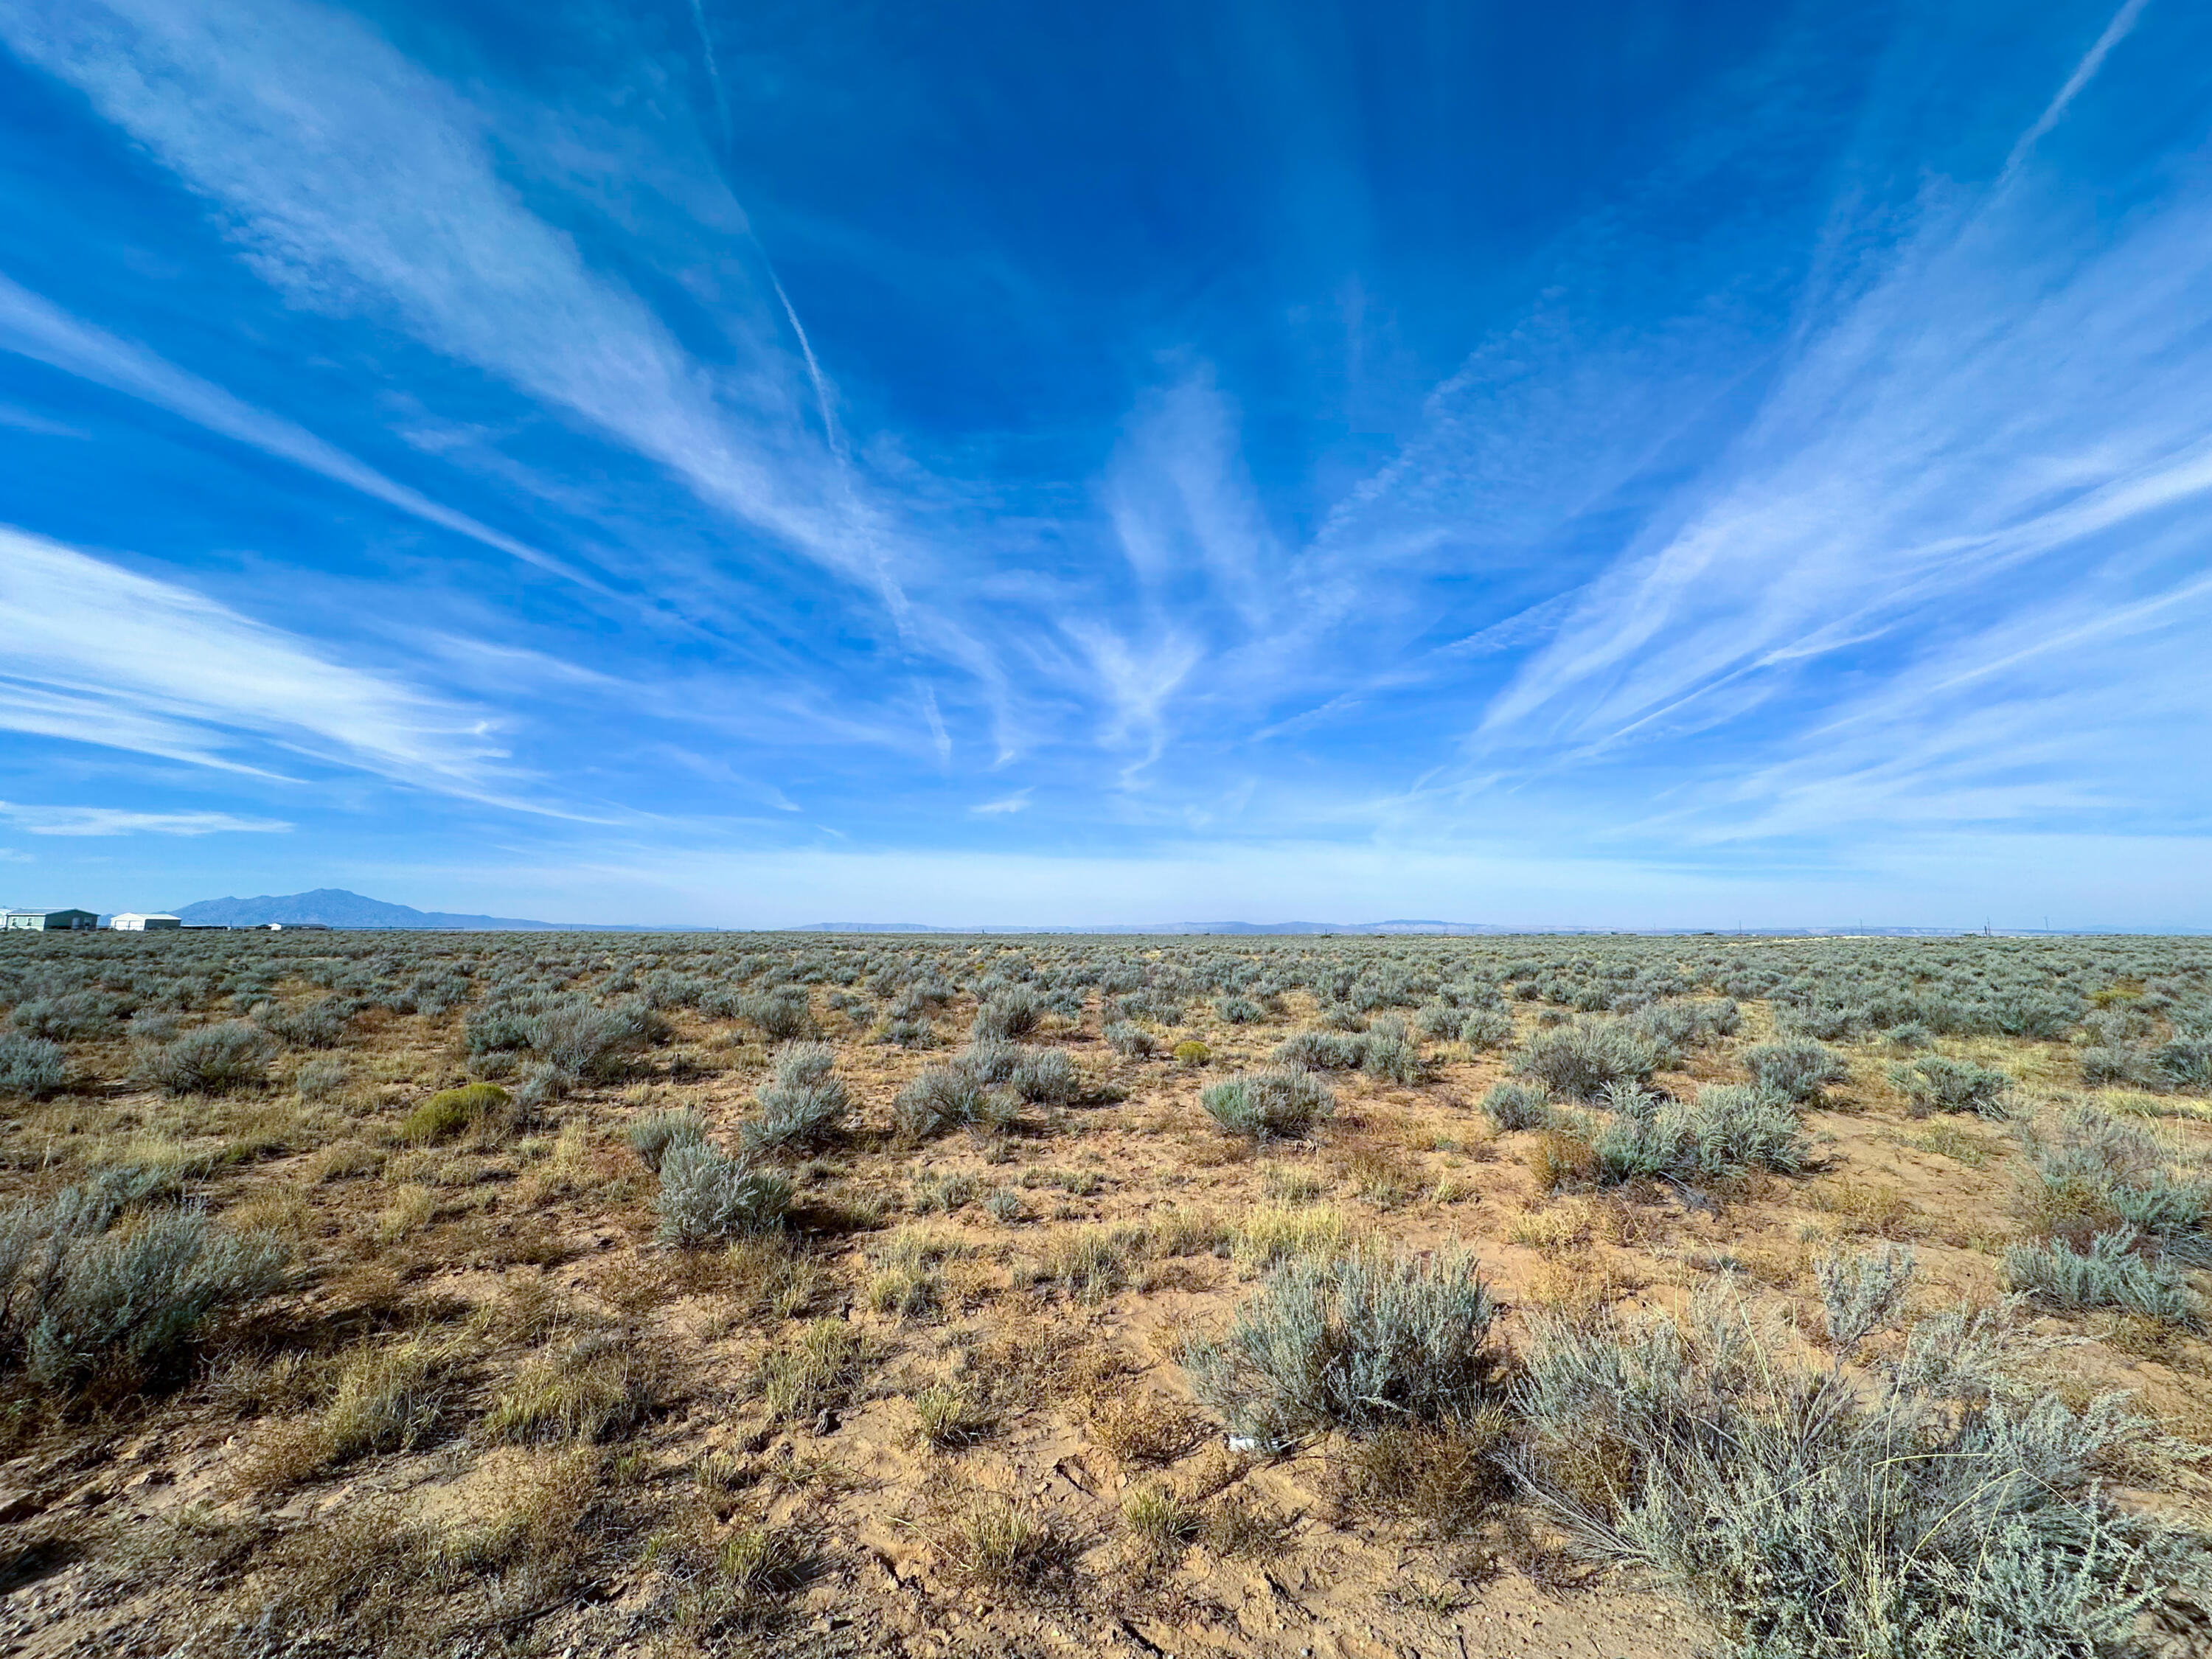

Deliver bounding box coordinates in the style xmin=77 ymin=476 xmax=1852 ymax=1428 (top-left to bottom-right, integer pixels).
xmin=1 ymin=0 xmax=2208 ymax=928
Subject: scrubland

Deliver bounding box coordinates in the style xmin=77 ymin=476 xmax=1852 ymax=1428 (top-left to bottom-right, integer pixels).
xmin=1 ymin=928 xmax=2209 ymax=1658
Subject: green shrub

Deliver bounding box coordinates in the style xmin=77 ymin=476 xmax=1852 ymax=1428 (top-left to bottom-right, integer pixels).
xmin=1890 ymin=1055 xmax=2011 ymax=1119
xmin=1360 ymin=1015 xmax=1421 ymax=1085
xmin=141 ymin=1020 xmax=276 ymax=1095
xmin=1509 ymin=1281 xmax=2204 ymax=1659
xmin=1103 ymin=1021 xmax=1155 ymax=1058
xmin=655 ymin=1142 xmax=791 ymax=1245
xmin=1182 ymin=1246 xmax=1497 ymax=1442
xmin=740 ymin=1041 xmax=850 ymax=1154
xmin=398 ymin=1082 xmax=510 ymax=1144
xmin=1480 ymin=1081 xmax=1554 ymax=1133
xmin=1742 ymin=1037 xmax=1846 ymax=1102
xmin=0 ymin=1186 xmax=288 ymax=1389
xmin=1173 ymin=1040 xmax=1211 ymax=1065
xmin=1457 ymin=1007 xmax=1514 ymax=1050
xmin=1513 ymin=1020 xmax=1660 ymax=1100
xmin=971 ymin=988 xmax=1043 ymax=1041
xmin=2001 ymin=1230 xmax=2202 ymax=1328
xmin=1590 ymin=1084 xmax=1805 ymax=1183
xmin=0 ymin=1034 xmax=67 ymax=1099
xmin=1272 ymin=1030 xmax=1368 ymax=1071
xmin=893 ymin=1065 xmax=1017 ymax=1138
xmin=1813 ymin=1243 xmax=1916 ymax=1353
xmin=1200 ymin=1068 xmax=1335 ymax=1138
xmin=627 ymin=1107 xmax=707 ymax=1172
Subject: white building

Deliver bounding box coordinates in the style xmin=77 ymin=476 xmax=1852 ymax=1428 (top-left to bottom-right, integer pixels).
xmin=111 ymin=913 xmax=183 ymax=931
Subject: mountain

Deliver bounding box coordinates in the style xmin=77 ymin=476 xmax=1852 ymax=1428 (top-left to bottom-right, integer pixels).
xmin=173 ymin=888 xmax=611 ymax=931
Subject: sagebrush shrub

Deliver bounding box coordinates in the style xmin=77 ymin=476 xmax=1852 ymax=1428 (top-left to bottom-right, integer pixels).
xmin=1271 ymin=1030 xmax=1368 ymax=1071
xmin=1814 ymin=1243 xmax=1916 ymax=1353
xmin=1457 ymin=1006 xmax=1515 ymax=1050
xmin=0 ymin=1187 xmax=288 ymax=1388
xmin=1742 ymin=1037 xmax=1846 ymax=1102
xmin=741 ymin=1042 xmax=850 ymax=1154
xmin=1103 ymin=1020 xmax=1155 ymax=1058
xmin=2001 ymin=1229 xmax=2202 ymax=1327
xmin=1890 ymin=1055 xmax=2011 ymax=1119
xmin=1480 ymin=1081 xmax=1554 ymax=1133
xmin=293 ymin=1055 xmax=347 ymax=1102
xmin=527 ymin=997 xmax=665 ymax=1080
xmin=1199 ymin=1068 xmax=1335 ymax=1138
xmin=1591 ymin=1084 xmax=1805 ymax=1183
xmin=1182 ymin=1246 xmax=1497 ymax=1441
xmin=734 ymin=988 xmax=813 ymax=1041
xmin=655 ymin=1141 xmax=790 ymax=1245
xmin=141 ymin=1020 xmax=276 ymax=1096
xmin=971 ymin=987 xmax=1043 ymax=1042
xmin=1360 ymin=1015 xmax=1421 ymax=1084
xmin=1512 ymin=1019 xmax=1659 ymax=1099
xmin=0 ymin=1033 xmax=66 ymax=1099
xmin=627 ymin=1107 xmax=707 ymax=1172
xmin=1509 ymin=1284 xmax=2204 ymax=1659
xmin=259 ymin=998 xmax=346 ymax=1050
xmin=2017 ymin=1105 xmax=2211 ymax=1263
xmin=894 ymin=1065 xmax=1015 ymax=1139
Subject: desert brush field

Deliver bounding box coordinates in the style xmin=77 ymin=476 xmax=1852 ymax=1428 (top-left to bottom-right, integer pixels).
xmin=0 ymin=929 xmax=2208 ymax=1659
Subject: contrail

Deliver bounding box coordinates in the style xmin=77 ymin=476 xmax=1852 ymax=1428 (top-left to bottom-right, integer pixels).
xmin=681 ymin=0 xmax=938 ymax=745
xmin=2003 ymin=0 xmax=2152 ymax=180
xmin=685 ymin=0 xmax=731 ymax=142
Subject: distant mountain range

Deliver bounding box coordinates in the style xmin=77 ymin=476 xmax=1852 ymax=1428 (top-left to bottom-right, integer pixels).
xmin=172 ymin=888 xmax=624 ymax=931
xmin=156 ymin=890 xmax=2081 ymax=936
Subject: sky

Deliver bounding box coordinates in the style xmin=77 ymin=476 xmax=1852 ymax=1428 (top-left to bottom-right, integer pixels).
xmin=1 ymin=0 xmax=2209 ymax=930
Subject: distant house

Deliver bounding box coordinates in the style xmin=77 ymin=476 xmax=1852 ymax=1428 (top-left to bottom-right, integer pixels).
xmin=111 ymin=913 xmax=182 ymax=931
xmin=254 ymin=922 xmax=331 ymax=931
xmin=2 ymin=908 xmax=100 ymax=931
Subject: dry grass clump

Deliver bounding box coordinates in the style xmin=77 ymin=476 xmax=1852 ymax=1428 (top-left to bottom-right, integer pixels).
xmin=1231 ymin=1200 xmax=1356 ymax=1267
xmin=930 ymin=1485 xmax=1069 ymax=1590
xmin=866 ymin=1226 xmax=973 ymax=1318
xmin=759 ymin=1317 xmax=868 ymax=1420
xmin=910 ymin=1379 xmax=997 ymax=1449
xmin=1323 ymin=1409 xmax=1512 ymax=1537
xmin=1085 ymin=1392 xmax=1208 ymax=1467
xmin=1120 ymin=1481 xmax=1203 ymax=1564
xmin=483 ymin=1331 xmax=666 ymax=1443
xmin=246 ymin=1330 xmax=467 ymax=1488
xmin=1803 ymin=1178 xmax=1925 ymax=1238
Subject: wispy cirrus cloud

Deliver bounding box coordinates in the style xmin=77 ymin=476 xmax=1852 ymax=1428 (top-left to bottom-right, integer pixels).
xmin=1458 ymin=8 xmax=2212 ymax=840
xmin=0 ymin=801 xmax=291 ymax=835
xmin=0 ymin=524 xmax=498 ymax=787
xmin=0 ymin=272 xmax=587 ymax=582
xmin=0 ymin=0 xmax=898 ymax=597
